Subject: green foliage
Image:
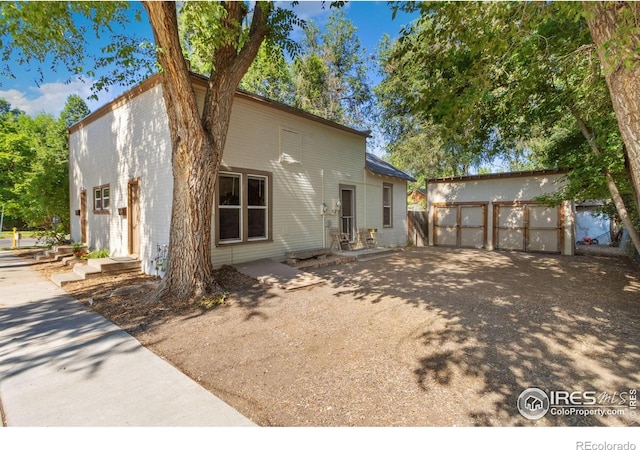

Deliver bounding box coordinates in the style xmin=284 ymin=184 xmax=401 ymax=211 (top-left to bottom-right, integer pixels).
xmin=182 ymin=6 xmax=374 ymax=130
xmin=291 ymin=10 xmax=374 ymax=129
xmin=196 ymin=291 xmax=229 ymax=309
xmin=179 ymin=2 xmax=302 ymax=77
xmin=0 ymin=107 xmax=33 ymax=209
xmin=87 ymin=248 xmax=110 ymax=259
xmin=0 ymin=2 xmax=155 ymax=97
xmin=377 ymin=1 xmax=629 ymax=201
xmin=0 ymin=96 xmax=90 ymax=231
xmin=60 ymin=94 xmax=91 ymax=128
xmin=178 ymin=2 xmax=229 ymax=74
xmin=33 ymin=224 xmax=67 ymax=248
xmin=238 ymin=41 xmax=294 ymax=104
xmin=582 ymin=2 xmax=640 ymax=74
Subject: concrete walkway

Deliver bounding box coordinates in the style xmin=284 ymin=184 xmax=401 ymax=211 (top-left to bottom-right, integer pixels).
xmin=0 ymin=251 xmax=255 ymax=426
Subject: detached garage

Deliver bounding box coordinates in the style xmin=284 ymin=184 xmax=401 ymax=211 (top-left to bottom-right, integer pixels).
xmin=426 ymin=169 xmax=575 ymax=255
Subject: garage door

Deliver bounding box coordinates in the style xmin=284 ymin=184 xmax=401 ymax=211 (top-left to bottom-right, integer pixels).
xmin=493 ymin=202 xmax=562 ymax=253
xmin=433 ymin=203 xmax=487 ymax=248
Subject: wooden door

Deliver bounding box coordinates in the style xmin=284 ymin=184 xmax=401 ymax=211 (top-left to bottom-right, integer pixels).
xmin=128 ymin=180 xmax=140 ymax=256
xmin=80 ymin=190 xmax=87 ymax=243
xmin=340 ymin=186 xmax=355 ymax=242
xmin=494 ymin=204 xmax=526 ymax=251
xmin=433 ymin=203 xmax=487 ymax=248
xmin=494 ymin=203 xmax=561 ymax=253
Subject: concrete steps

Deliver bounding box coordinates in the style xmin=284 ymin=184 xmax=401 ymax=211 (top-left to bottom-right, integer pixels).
xmin=332 ymin=247 xmax=397 ymax=263
xmin=51 ymin=257 xmax=141 ymax=287
xmin=286 ymin=247 xmax=396 ymax=270
xmin=34 ymin=244 xmax=86 ymax=262
xmin=353 ymin=248 xmax=396 ymax=262
xmin=293 ymin=255 xmax=357 ymax=270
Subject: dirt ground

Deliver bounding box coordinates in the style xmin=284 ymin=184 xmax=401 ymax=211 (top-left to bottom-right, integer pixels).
xmin=15 ymin=247 xmax=640 ymax=426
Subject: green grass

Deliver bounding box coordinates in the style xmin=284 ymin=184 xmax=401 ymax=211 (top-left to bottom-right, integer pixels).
xmin=0 ymin=230 xmax=38 ymax=239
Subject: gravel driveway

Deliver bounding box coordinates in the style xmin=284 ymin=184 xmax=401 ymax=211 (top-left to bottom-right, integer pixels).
xmin=137 ymin=247 xmax=640 ymax=426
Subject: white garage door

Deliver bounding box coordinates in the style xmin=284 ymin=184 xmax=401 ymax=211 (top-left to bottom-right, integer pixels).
xmin=434 ymin=203 xmax=487 ymax=249
xmin=494 ymin=203 xmax=562 ymax=253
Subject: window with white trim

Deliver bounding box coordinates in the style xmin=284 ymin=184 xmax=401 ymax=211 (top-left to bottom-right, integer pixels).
xmin=383 ymin=183 xmax=393 ymax=227
xmin=93 ymin=185 xmax=110 ymax=213
xmin=217 ymin=169 xmax=271 ymax=244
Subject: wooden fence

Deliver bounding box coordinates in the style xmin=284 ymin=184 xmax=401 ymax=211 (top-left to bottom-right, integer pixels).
xmin=408 ymin=210 xmax=427 ymax=247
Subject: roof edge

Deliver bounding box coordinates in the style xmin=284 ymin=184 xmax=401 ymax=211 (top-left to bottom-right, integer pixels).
xmin=70 ymin=71 xmax=370 ymax=140
xmin=188 ymin=72 xmax=370 ymax=138
xmin=365 ymin=152 xmax=416 ymax=182
xmin=68 ymin=73 xmax=163 ymax=134
xmin=427 ymin=168 xmax=571 ymax=184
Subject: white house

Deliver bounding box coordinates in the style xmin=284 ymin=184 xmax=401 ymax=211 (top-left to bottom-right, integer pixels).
xmin=426 ymin=169 xmax=575 ymax=255
xmin=68 ymin=72 xmax=414 ymax=275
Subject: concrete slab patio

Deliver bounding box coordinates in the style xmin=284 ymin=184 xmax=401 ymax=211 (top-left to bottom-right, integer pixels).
xmin=234 ymin=258 xmax=326 ymax=290
xmin=0 ymin=251 xmax=255 ymax=426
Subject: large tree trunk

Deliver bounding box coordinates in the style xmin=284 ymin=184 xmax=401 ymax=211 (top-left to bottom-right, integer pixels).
xmin=585 ymin=1 xmax=640 ymax=244
xmin=143 ymin=2 xmax=270 ymax=304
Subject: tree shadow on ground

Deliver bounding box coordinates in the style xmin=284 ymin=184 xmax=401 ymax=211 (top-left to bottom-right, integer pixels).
xmin=313 ymin=247 xmax=640 ymax=426
xmin=0 ymin=295 xmax=141 ymax=383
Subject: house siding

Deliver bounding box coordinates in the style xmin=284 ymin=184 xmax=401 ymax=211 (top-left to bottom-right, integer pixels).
xmin=364 ymin=171 xmax=409 ymax=248
xmin=70 ymin=78 xmax=404 ymax=274
xmin=212 ymin=94 xmax=367 ymax=265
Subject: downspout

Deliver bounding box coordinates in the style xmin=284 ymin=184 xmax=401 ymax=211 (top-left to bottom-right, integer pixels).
xmin=364 ymin=168 xmax=367 ymax=229
xmin=321 ymin=169 xmax=326 ymax=248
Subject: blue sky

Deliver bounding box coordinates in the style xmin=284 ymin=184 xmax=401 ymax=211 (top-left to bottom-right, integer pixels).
xmin=0 ymin=1 xmax=418 ymax=117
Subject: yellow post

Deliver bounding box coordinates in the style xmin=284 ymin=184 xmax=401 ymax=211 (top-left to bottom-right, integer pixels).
xmin=12 ymin=227 xmax=17 ymax=248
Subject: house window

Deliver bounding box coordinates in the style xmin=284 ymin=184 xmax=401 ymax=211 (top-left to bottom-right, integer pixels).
xmin=247 ymin=176 xmax=267 ymax=239
xmin=218 ymin=174 xmax=242 ymax=242
xmin=383 ymin=183 xmax=393 ymax=227
xmin=93 ymin=185 xmax=110 ymax=213
xmin=217 ymin=169 xmax=271 ymax=245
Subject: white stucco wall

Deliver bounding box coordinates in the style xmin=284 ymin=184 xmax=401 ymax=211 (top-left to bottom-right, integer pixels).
xmin=69 ymin=81 xmax=173 ymax=275
xmin=426 ymin=172 xmax=574 ymax=255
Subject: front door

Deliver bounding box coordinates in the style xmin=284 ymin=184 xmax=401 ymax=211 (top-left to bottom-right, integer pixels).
xmin=128 ymin=180 xmax=140 ymax=256
xmin=80 ymin=190 xmax=87 ymax=243
xmin=340 ymin=186 xmax=355 ymax=241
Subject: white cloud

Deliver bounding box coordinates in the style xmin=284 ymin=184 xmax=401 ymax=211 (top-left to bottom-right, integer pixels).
xmin=277 ymin=1 xmax=330 ymax=20
xmin=276 ymin=0 xmax=350 ymax=22
xmin=0 ymin=78 xmax=126 ymax=117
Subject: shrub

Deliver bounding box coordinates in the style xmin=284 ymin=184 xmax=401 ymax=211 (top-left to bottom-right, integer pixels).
xmin=196 ymin=292 xmax=228 ymax=309
xmin=87 ymin=248 xmax=110 ymax=259
xmin=34 ymin=224 xmax=67 ymax=248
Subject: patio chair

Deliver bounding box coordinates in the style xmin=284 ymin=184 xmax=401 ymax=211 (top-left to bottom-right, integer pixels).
xmin=329 ymin=227 xmax=352 ymax=251
xmin=358 ymin=228 xmax=373 ymax=249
